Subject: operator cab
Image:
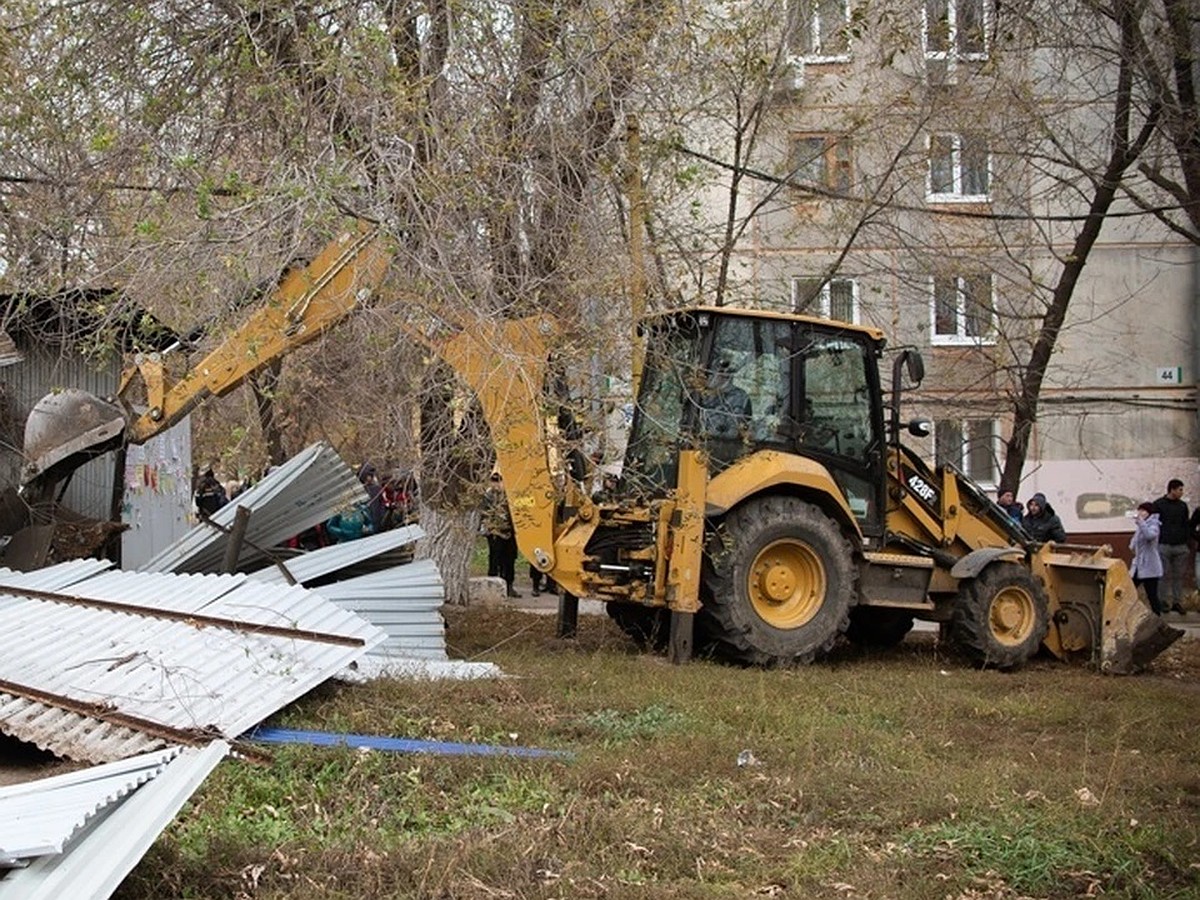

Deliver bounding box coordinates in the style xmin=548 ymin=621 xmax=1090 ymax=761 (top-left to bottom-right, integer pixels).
xmin=623 ymin=307 xmax=889 ymax=533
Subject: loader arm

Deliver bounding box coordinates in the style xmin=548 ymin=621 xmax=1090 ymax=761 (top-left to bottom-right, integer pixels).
xmin=884 ymin=443 xmax=1181 ymax=672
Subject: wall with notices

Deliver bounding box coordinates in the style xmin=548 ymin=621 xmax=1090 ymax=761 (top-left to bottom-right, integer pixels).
xmin=120 ymin=418 xmax=192 ymax=569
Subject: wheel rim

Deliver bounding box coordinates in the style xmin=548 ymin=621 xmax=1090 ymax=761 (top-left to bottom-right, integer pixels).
xmin=747 ymin=538 xmax=826 ymax=628
xmin=989 ymin=584 xmax=1037 ymax=646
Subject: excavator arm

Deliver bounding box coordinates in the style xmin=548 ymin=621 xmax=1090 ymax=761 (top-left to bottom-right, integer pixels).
xmin=20 ymin=220 xmax=568 ymax=586
xmin=22 ymin=222 xmax=391 ymax=486
xmin=125 ymin=223 xmax=392 ymax=443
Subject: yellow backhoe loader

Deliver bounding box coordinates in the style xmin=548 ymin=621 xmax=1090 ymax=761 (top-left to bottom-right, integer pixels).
xmin=19 ymin=220 xmax=1182 ymax=674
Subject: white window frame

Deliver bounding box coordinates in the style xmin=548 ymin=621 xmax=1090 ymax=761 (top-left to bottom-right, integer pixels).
xmin=929 ymin=274 xmax=996 ymax=345
xmin=923 ymin=0 xmax=989 ymax=81
xmin=934 ymin=418 xmax=999 ymax=488
xmin=927 ymin=133 xmax=990 ymax=201
xmin=791 ymin=276 xmax=859 ymax=323
xmin=792 ymin=0 xmax=852 ymax=62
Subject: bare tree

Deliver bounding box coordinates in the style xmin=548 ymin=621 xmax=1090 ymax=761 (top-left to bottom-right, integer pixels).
xmin=0 ymin=0 xmax=676 ymax=599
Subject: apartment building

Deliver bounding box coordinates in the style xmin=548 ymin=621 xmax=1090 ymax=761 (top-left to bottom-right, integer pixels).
xmin=720 ymin=0 xmax=1199 ymax=543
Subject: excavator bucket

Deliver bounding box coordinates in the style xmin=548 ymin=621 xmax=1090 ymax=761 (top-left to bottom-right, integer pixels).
xmin=1032 ymin=545 xmax=1184 ymax=674
xmin=21 ymin=388 xmax=127 ymax=487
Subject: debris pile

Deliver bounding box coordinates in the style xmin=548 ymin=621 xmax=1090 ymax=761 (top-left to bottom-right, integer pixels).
xmin=0 ymin=442 xmax=499 ymax=899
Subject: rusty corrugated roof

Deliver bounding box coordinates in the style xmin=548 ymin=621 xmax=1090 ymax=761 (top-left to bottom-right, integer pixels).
xmin=0 ymin=562 xmax=385 ymax=762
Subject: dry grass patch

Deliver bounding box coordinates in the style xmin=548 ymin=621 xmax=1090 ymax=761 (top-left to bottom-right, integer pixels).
xmin=116 ymin=607 xmax=1200 ymax=900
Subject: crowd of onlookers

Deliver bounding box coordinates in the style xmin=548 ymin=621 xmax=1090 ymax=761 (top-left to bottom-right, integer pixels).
xmin=998 ymin=478 xmax=1198 ymax=616
xmin=193 ymin=462 xmax=419 ymax=550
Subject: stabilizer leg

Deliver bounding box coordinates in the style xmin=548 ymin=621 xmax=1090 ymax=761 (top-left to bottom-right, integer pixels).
xmin=669 ymin=611 xmax=694 ymax=664
xmin=557 ymin=592 xmax=578 ymax=639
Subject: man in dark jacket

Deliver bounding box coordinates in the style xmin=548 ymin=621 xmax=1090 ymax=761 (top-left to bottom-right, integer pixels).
xmin=1022 ymin=492 xmax=1066 ymax=543
xmin=358 ymin=463 xmax=387 ymax=533
xmin=1190 ymin=505 xmax=1200 ymax=612
xmin=1152 ymin=478 xmax=1189 ymax=614
xmin=482 ymin=472 xmax=519 ymax=598
xmin=194 ymin=468 xmax=227 ymax=517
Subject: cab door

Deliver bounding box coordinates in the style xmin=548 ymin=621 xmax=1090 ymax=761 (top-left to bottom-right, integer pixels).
xmin=790 ymin=327 xmax=887 ymax=538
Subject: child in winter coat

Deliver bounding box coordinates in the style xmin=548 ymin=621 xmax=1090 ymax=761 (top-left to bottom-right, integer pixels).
xmin=1130 ymin=501 xmax=1165 ymax=615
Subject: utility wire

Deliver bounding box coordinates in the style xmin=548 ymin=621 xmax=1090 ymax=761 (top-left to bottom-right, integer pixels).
xmin=675 ymin=144 xmax=1194 ymax=225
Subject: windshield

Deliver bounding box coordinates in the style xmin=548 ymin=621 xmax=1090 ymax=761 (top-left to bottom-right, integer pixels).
xmin=799 ymin=335 xmax=876 ymax=463
xmin=623 ymin=317 xmax=701 ymax=493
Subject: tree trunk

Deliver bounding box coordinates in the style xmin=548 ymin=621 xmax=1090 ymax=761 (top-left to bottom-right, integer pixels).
xmin=248 ymin=358 xmax=287 ymax=466
xmin=417 ymin=505 xmax=480 ymax=606
xmin=1000 ymin=2 xmax=1159 ymax=491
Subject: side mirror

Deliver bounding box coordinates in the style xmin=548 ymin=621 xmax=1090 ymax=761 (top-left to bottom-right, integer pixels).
xmin=888 ymin=346 xmax=927 ymax=446
xmin=907 ymin=419 xmax=932 ymax=437
xmin=905 ymin=350 xmax=925 ymax=385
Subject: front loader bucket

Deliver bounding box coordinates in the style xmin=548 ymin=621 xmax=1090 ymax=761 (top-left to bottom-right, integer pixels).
xmin=22 ymin=389 xmax=127 ymax=486
xmin=1033 ymin=545 xmax=1183 ymax=674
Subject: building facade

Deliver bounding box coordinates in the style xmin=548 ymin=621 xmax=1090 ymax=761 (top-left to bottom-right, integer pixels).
xmin=709 ymin=0 xmax=1199 ymax=544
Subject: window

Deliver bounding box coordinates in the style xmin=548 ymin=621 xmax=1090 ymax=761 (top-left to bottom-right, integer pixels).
xmin=935 ymin=419 xmax=998 ymax=486
xmin=931 ymin=274 xmax=994 ymax=343
xmin=925 ymin=0 xmax=987 ymax=59
xmin=793 ymin=0 xmax=851 ymax=59
xmin=789 ymin=135 xmax=852 ymax=193
xmin=801 ymin=335 xmax=877 ymax=465
xmin=928 ymin=133 xmax=989 ymax=199
xmin=792 ymin=276 xmax=858 ymax=323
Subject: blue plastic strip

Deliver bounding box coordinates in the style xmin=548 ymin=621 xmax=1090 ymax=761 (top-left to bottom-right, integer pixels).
xmin=244 ymin=726 xmax=572 ymax=760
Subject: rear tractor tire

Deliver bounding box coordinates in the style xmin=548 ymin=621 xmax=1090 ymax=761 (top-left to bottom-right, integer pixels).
xmin=700 ymin=496 xmax=855 ymax=665
xmin=951 ymin=562 xmax=1049 ymax=670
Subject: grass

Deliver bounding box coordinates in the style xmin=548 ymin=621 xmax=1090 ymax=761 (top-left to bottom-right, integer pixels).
xmin=117 ymin=608 xmax=1200 ymax=900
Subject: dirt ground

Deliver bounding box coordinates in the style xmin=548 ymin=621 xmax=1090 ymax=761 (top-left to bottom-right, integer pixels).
xmin=0 ymin=732 xmax=85 ymax=787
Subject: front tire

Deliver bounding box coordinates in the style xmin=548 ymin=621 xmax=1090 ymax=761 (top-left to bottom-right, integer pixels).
xmin=951 ymin=562 xmax=1049 ymax=669
xmin=700 ymin=496 xmax=855 ymax=665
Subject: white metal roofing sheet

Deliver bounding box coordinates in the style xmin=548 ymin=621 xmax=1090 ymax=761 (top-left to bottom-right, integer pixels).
xmin=0 ymin=741 xmax=228 ymax=900
xmin=0 ymin=747 xmax=181 ymax=865
xmin=339 ymin=657 xmax=502 ymax=682
xmin=247 ymin=523 xmax=425 ymax=585
xmin=0 ymin=564 xmax=386 ymax=762
xmin=314 ymin=558 xmax=447 ymax=660
xmin=140 ymin=441 xmax=366 ymax=574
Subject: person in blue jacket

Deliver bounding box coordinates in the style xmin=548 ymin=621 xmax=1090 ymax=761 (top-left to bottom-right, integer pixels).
xmin=996 ymin=488 xmax=1023 ymax=523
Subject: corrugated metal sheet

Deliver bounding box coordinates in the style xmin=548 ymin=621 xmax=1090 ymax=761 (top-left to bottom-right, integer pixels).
xmin=140 ymin=441 xmax=366 ymax=574
xmin=340 ymin=657 xmax=502 ymax=682
xmin=248 ymin=524 xmax=425 ymax=585
xmin=0 ymin=331 xmax=22 ymax=368
xmin=0 ymin=563 xmax=386 ymax=762
xmin=0 ymin=740 xmax=228 ymax=900
xmin=315 ymin=558 xmax=448 ymax=660
xmin=0 ymin=747 xmax=182 ymax=865
xmin=119 ymin=419 xmax=192 ymax=570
